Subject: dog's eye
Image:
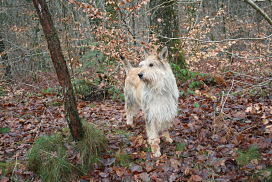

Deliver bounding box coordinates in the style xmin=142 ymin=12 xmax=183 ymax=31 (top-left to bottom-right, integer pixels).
xmin=149 ymin=63 xmax=154 ymax=67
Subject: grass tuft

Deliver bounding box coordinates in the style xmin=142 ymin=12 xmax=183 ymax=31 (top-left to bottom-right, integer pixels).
xmin=76 ymin=120 xmax=107 ymax=172
xmin=27 ymin=134 xmax=75 ymax=182
xmin=115 ymin=150 xmax=131 ymax=167
xmin=27 ymin=121 xmax=107 ymax=181
xmin=237 ymin=145 xmax=260 ymax=166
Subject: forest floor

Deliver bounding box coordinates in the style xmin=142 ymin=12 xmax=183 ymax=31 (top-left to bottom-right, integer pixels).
xmin=0 ymin=73 xmax=272 ymax=182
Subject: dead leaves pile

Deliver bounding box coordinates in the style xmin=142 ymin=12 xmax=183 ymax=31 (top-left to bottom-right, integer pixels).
xmin=0 ymin=77 xmax=271 ymax=181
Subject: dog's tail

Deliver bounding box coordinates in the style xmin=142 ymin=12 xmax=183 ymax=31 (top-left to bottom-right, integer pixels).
xmin=120 ymin=55 xmax=132 ymax=74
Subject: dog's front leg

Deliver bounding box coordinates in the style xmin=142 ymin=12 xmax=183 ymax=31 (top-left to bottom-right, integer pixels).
xmin=146 ymin=122 xmax=161 ymax=157
xmin=162 ymin=130 xmax=173 ymax=143
xmin=126 ymin=112 xmax=134 ymax=125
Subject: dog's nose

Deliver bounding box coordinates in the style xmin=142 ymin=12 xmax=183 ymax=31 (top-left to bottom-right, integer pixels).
xmin=138 ymin=73 xmax=143 ymax=78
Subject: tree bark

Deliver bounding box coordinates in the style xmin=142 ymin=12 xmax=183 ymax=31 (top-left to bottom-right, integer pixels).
xmin=243 ymin=0 xmax=272 ymax=26
xmin=32 ymin=0 xmax=84 ymax=141
xmin=0 ymin=36 xmax=12 ymax=81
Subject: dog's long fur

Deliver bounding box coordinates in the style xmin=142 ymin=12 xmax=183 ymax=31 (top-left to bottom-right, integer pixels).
xmin=122 ymin=47 xmax=179 ymax=157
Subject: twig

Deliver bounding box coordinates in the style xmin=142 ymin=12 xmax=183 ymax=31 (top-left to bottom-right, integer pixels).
xmin=11 ymin=156 xmax=18 ymax=180
xmin=232 ymin=78 xmax=272 ymax=95
xmin=220 ymin=79 xmax=235 ymax=114
xmin=238 ymin=125 xmax=258 ymax=134
xmin=11 ymin=79 xmax=40 ymax=89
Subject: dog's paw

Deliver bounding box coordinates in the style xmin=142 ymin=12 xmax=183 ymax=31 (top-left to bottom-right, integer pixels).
xmin=126 ymin=122 xmax=134 ymax=127
xmin=152 ymin=150 xmax=161 ymax=157
xmin=126 ymin=121 xmax=134 ymax=126
xmin=149 ymin=138 xmax=161 ymax=157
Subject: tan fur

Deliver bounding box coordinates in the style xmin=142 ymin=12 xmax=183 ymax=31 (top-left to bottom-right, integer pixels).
xmin=123 ymin=47 xmax=179 ymax=157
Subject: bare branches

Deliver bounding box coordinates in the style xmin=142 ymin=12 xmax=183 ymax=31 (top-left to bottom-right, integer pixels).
xmin=154 ymin=31 xmax=272 ymax=43
xmin=242 ymin=0 xmax=272 ymax=26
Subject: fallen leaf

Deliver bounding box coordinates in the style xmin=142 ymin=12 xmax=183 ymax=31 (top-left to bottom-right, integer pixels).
xmin=189 ymin=174 xmax=202 ymax=182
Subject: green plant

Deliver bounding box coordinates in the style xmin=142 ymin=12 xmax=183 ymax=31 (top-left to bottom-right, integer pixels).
xmin=47 ymin=101 xmax=62 ymax=107
xmin=113 ymin=129 xmax=131 ymax=138
xmin=251 ymin=166 xmax=272 ymax=182
xmin=194 ymin=102 xmax=200 ymax=108
xmin=0 ymin=161 xmax=16 ymax=176
xmin=108 ymin=86 xmax=125 ymax=102
xmin=189 ymin=81 xmax=203 ymax=89
xmin=176 ymin=143 xmax=186 ymax=152
xmin=27 ymin=134 xmax=75 ymax=182
xmin=0 ymin=86 xmax=6 ymax=96
xmin=76 ymin=120 xmax=107 ymax=173
xmin=72 ymin=79 xmax=94 ymax=97
xmin=41 ymin=87 xmax=56 ymax=94
xmin=237 ymin=145 xmax=260 ymax=166
xmin=144 ymin=146 xmax=152 ymax=153
xmin=171 ymin=63 xmax=207 ymax=83
xmin=115 ymin=151 xmax=131 ymax=167
xmin=0 ymin=127 xmax=10 ymax=134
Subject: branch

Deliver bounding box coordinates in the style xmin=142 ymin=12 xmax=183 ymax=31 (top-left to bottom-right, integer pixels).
xmin=153 ymin=31 xmax=272 ymax=43
xmin=242 ymin=0 xmax=272 ymax=26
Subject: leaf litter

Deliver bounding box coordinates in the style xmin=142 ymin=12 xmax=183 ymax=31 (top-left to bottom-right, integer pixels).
xmin=0 ymin=74 xmax=271 ymax=181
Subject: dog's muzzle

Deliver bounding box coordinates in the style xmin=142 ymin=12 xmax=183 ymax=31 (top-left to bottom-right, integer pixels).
xmin=138 ymin=72 xmax=143 ymax=79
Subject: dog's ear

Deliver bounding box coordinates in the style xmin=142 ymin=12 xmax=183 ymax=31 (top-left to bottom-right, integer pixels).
xmin=159 ymin=46 xmax=168 ymax=60
xmin=120 ymin=55 xmax=132 ymax=74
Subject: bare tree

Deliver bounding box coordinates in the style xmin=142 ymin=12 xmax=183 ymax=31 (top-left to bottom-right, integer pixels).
xmin=32 ymin=0 xmax=84 ymax=140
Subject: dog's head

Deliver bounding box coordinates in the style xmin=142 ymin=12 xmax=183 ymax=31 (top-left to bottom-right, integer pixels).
xmin=138 ymin=46 xmax=172 ymax=85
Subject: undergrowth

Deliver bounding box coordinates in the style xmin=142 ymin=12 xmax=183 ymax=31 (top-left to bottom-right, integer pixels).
xmin=76 ymin=120 xmax=107 ymax=173
xmin=28 ymin=134 xmax=75 ymax=182
xmin=237 ymin=145 xmax=260 ymax=166
xmin=27 ymin=120 xmax=107 ymax=181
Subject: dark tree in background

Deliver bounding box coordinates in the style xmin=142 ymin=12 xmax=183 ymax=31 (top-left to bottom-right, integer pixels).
xmin=149 ymin=0 xmax=186 ymax=68
xmin=0 ymin=35 xmax=12 ymax=81
xmin=32 ymin=0 xmax=84 ymax=141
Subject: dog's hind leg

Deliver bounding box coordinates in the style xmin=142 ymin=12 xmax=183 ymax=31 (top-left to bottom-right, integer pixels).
xmin=146 ymin=122 xmax=161 ymax=157
xmin=125 ymin=103 xmax=139 ymax=126
xmin=162 ymin=130 xmax=173 ymax=143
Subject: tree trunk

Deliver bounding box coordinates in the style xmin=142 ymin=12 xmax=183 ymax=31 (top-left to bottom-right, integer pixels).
xmin=0 ymin=36 xmax=12 ymax=81
xmin=32 ymin=0 xmax=84 ymax=141
xmin=149 ymin=0 xmax=186 ymax=68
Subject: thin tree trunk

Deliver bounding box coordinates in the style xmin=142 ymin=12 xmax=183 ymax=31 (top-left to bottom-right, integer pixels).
xmin=32 ymin=0 xmax=84 ymax=141
xmin=0 ymin=36 xmax=12 ymax=81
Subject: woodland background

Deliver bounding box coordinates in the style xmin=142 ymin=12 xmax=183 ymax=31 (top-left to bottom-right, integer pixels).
xmin=0 ymin=0 xmax=272 ymax=181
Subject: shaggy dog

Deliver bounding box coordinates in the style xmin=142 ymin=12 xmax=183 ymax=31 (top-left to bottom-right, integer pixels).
xmin=122 ymin=47 xmax=179 ymax=157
